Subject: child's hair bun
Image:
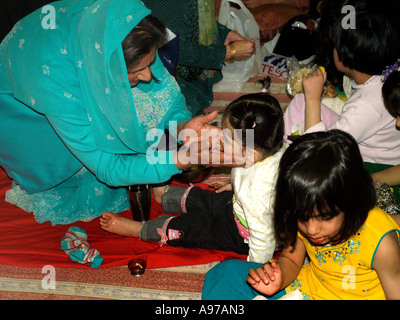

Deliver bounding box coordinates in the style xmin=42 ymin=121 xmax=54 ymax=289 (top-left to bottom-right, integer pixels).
xmin=258 ymin=76 xmax=271 ymax=93
xmin=245 ymin=116 xmax=257 ymax=130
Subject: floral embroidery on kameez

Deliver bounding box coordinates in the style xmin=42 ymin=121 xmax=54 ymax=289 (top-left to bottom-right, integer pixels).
xmin=313 ymin=227 xmax=363 ymax=266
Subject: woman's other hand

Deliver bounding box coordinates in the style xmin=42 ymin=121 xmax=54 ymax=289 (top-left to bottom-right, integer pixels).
xmin=224 ymin=31 xmax=255 ymax=61
xmin=178 ymin=111 xmax=220 ymax=143
xmin=174 ymin=137 xmax=247 ymax=170
xmin=176 ymin=112 xmax=246 ymax=169
xmin=226 ymin=40 xmax=255 ymax=61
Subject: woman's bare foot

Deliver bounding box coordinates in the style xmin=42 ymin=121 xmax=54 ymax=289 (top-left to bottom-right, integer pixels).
xmin=152 ymin=183 xmax=169 ymax=203
xmin=100 ymin=211 xmax=142 ymax=237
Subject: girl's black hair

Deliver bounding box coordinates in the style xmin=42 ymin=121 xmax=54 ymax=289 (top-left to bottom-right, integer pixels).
xmin=122 ymin=14 xmax=167 ymax=69
xmin=382 ymin=71 xmax=400 ymax=119
xmin=331 ymin=10 xmax=399 ymax=75
xmin=314 ymin=0 xmax=351 ymax=90
xmin=274 ymin=130 xmax=375 ymax=247
xmin=223 ymin=77 xmax=284 ymax=158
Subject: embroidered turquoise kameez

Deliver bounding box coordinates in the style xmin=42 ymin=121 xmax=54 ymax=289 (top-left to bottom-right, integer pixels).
xmin=0 ymin=0 xmax=191 ymax=225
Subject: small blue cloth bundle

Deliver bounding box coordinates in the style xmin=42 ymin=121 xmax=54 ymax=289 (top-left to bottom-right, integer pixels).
xmin=60 ymin=226 xmax=103 ymax=268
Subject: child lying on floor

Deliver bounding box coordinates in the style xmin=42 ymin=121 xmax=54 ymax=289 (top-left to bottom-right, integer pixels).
xmin=100 ymin=77 xmax=287 ymax=263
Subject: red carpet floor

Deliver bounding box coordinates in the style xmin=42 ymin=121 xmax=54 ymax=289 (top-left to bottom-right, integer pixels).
xmin=0 ymin=168 xmax=246 ymax=270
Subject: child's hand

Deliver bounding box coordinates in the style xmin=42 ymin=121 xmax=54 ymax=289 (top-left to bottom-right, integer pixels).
xmin=303 ymin=67 xmax=327 ymax=103
xmin=209 ymin=181 xmax=232 ymax=193
xmin=303 ymin=67 xmax=327 ymax=131
xmin=246 ymin=260 xmax=283 ymax=296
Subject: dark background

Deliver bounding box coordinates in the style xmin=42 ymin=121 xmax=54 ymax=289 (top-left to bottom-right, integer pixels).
xmin=0 ymin=0 xmax=57 ymax=41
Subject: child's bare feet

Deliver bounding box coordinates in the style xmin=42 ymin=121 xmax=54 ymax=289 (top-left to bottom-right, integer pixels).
xmin=100 ymin=212 xmax=142 ymax=237
xmin=153 ymin=183 xmax=168 ymax=203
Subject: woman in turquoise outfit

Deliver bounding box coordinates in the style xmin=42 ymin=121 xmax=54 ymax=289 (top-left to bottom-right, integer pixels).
xmin=0 ymin=0 xmax=226 ymax=225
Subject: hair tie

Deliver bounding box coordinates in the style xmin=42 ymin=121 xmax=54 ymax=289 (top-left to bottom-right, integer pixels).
xmin=252 ymin=121 xmax=256 ymax=128
xmin=260 ymin=88 xmax=268 ymax=93
xmin=382 ymin=59 xmax=400 ymax=82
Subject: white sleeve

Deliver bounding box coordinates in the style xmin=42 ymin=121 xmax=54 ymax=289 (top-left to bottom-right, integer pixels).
xmin=240 ymin=178 xmax=276 ymax=263
xmin=328 ymin=98 xmax=382 ymax=142
xmin=301 ymin=98 xmax=381 ymax=142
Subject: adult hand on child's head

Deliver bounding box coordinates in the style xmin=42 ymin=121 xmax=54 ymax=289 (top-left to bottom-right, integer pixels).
xmin=176 ymin=112 xmax=249 ymax=169
xmin=247 ymin=261 xmax=283 ymax=296
xmin=174 ymin=140 xmax=247 ymax=170
xmin=303 ymin=67 xmax=327 ymax=103
xmin=175 ymin=131 xmax=247 ymax=170
xmin=177 ymin=111 xmax=221 ymax=147
xmin=179 ymin=111 xmax=220 ymax=139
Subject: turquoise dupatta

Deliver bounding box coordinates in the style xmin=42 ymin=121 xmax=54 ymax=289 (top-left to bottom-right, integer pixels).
xmin=0 ymin=0 xmax=191 ymax=224
xmin=1 ymin=0 xmax=187 ymax=153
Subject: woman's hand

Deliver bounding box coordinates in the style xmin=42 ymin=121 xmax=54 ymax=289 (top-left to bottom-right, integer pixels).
xmin=175 ymin=112 xmax=247 ymax=169
xmin=224 ymin=31 xmax=255 ymax=61
xmin=174 ymin=138 xmax=247 ymax=170
xmin=178 ymin=111 xmax=220 ymax=145
xmin=226 ymin=40 xmax=255 ymax=61
xmin=247 ymin=260 xmax=283 ymax=296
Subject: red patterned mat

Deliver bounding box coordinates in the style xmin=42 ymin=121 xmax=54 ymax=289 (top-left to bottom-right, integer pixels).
xmin=0 ymin=168 xmax=246 ymax=270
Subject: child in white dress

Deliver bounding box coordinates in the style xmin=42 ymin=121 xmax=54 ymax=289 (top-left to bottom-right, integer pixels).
xmin=100 ymin=77 xmax=287 ymax=263
xmin=284 ymin=10 xmax=400 ymax=166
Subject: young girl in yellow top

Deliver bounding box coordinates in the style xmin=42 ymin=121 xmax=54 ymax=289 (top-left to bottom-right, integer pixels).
xmin=202 ymin=130 xmax=400 ymax=300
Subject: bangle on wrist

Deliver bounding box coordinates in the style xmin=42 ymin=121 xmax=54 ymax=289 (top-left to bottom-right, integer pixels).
xmin=229 ymin=43 xmax=236 ymax=60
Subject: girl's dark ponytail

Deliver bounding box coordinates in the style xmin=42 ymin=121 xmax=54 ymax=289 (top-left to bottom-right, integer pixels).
xmin=258 ymin=76 xmax=271 ymax=94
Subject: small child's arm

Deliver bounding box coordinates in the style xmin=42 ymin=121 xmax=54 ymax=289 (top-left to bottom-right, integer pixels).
xmin=303 ymin=67 xmax=327 ymax=131
xmin=247 ymin=260 xmax=283 ymax=296
xmin=247 ymin=236 xmax=306 ymax=296
xmin=372 ymin=231 xmax=400 ymax=300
